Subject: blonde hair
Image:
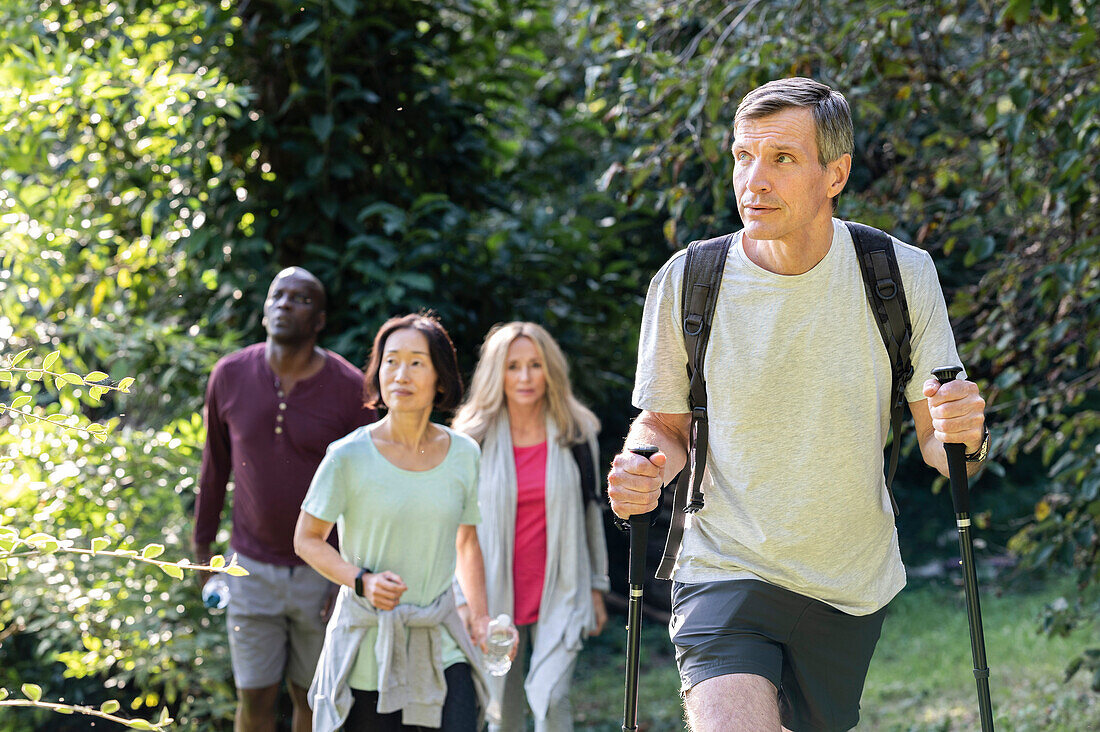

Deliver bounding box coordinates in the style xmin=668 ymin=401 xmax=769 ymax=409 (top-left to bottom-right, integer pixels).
xmin=452 ymin=322 xmax=599 ymax=446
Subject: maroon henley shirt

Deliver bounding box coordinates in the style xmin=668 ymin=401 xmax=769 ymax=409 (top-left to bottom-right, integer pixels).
xmin=193 ymin=343 xmax=376 ymax=566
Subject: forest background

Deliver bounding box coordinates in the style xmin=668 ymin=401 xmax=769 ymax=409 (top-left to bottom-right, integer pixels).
xmin=1 ymin=0 xmax=1098 ymax=729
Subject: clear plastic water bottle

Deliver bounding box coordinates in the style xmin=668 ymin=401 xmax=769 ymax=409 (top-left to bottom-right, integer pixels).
xmin=202 ymin=573 xmax=230 ymax=610
xmin=484 ymin=614 xmax=517 ymax=677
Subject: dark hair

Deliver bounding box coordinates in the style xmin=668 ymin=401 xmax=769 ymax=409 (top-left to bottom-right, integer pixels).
xmin=363 ymin=312 xmax=463 ymax=412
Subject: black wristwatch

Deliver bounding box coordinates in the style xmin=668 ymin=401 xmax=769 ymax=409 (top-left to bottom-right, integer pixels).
xmin=965 ymin=429 xmax=990 ymax=463
xmin=354 ymin=567 xmax=372 ymax=597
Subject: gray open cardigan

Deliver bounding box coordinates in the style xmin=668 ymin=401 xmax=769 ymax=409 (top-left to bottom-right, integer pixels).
xmin=474 ymin=415 xmax=610 ymax=722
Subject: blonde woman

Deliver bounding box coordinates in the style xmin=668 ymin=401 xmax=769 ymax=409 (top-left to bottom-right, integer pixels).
xmin=452 ymin=322 xmax=609 ymax=732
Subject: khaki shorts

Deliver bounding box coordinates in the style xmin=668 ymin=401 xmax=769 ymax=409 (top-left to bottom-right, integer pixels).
xmin=226 ymin=553 xmax=332 ymax=690
xmin=671 ymin=579 xmax=887 ymax=731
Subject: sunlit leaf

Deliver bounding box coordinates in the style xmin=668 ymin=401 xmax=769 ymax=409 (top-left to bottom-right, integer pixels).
xmin=42 ymin=350 xmax=60 ymax=371
xmin=21 ymin=683 xmax=42 ymax=701
xmin=118 ymin=377 xmax=135 ymax=392
xmin=141 ymin=543 xmax=165 ymax=559
xmin=160 ymin=563 xmax=184 ymax=580
xmin=91 ymin=537 xmax=110 ymax=554
xmin=9 ymin=348 xmax=31 ymax=366
xmin=84 ymin=371 xmax=109 ymax=382
xmin=61 ymin=372 xmax=85 ymax=385
xmin=102 ymin=700 xmax=121 ymax=714
xmin=210 ymin=554 xmax=225 ymax=568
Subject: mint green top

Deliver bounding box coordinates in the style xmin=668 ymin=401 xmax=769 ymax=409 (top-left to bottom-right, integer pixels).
xmin=302 ymin=424 xmax=481 ymax=691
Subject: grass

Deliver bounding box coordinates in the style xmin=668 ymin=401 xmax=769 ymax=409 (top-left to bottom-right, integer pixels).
xmin=570 ymin=579 xmax=1100 ymax=731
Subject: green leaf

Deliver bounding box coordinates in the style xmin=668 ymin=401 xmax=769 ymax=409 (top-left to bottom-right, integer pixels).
xmin=10 ymin=348 xmax=31 ymax=366
xmin=141 ymin=543 xmax=165 ymax=559
xmin=289 ymin=18 xmax=321 ymax=44
xmin=25 ymin=370 xmax=42 ymax=381
xmin=61 ymin=372 xmax=85 ymax=385
xmin=332 ymin=0 xmax=357 ymax=14
xmin=102 ymin=700 xmax=121 ymax=714
xmin=91 ymin=537 xmax=110 ymax=554
xmin=158 ymin=707 xmax=172 ymax=724
xmin=10 ymin=395 xmax=31 ymax=411
xmin=225 ymin=564 xmax=249 ymax=577
xmin=128 ymin=721 xmax=157 ymax=731
xmin=42 ymin=350 xmax=60 ymax=371
xmin=0 ymin=687 xmax=8 ymax=701
xmin=160 ymin=563 xmax=184 ymax=580
xmin=118 ymin=377 xmax=135 ymax=392
xmin=310 ymin=114 xmax=334 ymax=143
xmin=210 ymin=554 xmax=225 ymax=568
xmin=0 ymin=371 xmax=12 ymax=383
xmin=84 ymin=371 xmax=109 ymax=382
xmin=90 ymin=385 xmax=109 ymax=400
xmin=27 ymin=533 xmax=59 ymax=552
xmin=21 ymin=683 xmax=42 ymax=701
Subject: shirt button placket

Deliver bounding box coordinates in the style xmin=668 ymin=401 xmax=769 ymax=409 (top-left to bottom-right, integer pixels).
xmin=276 ymin=401 xmax=287 ymax=435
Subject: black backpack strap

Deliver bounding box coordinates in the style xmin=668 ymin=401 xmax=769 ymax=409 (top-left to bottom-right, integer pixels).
xmin=846 ymin=221 xmax=914 ymax=516
xmin=654 ymin=233 xmax=733 ymax=581
xmin=570 ymin=441 xmax=596 ymax=505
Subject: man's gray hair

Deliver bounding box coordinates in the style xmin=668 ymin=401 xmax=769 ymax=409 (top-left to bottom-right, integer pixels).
xmin=734 ymin=77 xmax=854 ymax=167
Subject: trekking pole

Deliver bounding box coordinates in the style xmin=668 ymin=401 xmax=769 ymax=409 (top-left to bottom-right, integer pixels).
xmin=622 ymin=445 xmax=659 ymax=732
xmin=933 ymin=367 xmax=995 ymax=732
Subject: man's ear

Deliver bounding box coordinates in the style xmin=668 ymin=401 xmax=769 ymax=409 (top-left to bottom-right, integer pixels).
xmin=314 ymin=310 xmax=326 ymax=334
xmin=827 ymin=153 xmax=852 ymax=199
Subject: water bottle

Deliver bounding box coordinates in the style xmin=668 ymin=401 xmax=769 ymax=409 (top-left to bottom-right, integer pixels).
xmin=484 ymin=614 xmax=517 ymax=677
xmin=202 ymin=573 xmax=230 ymax=610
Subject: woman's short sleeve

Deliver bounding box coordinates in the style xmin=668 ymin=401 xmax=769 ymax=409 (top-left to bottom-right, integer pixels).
xmin=301 ymin=444 xmax=346 ymax=523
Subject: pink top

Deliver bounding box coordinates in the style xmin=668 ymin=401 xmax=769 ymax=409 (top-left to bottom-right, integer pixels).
xmin=512 ymin=441 xmax=548 ymax=625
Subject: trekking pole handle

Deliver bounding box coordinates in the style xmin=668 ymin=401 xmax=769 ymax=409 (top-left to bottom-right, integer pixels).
xmin=932 ymin=367 xmax=970 ymax=516
xmin=626 ymin=445 xmax=660 ymax=587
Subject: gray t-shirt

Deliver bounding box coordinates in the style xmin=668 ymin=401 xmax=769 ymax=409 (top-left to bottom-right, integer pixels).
xmin=633 ymin=219 xmax=962 ymax=615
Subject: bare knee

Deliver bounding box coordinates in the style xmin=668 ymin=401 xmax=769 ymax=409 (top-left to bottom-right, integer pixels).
xmin=684 ymin=673 xmax=780 ymax=732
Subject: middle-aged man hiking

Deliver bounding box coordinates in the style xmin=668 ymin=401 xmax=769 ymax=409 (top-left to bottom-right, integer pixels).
xmin=193 ymin=266 xmax=376 ymax=732
xmin=607 ymin=77 xmax=989 ymax=732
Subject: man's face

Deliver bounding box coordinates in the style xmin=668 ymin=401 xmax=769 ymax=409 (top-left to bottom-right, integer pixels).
xmin=262 ymin=269 xmax=325 ymax=344
xmin=731 ymin=107 xmax=848 ymax=244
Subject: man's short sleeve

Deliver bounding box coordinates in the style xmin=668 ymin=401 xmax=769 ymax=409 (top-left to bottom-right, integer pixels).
xmin=904 ymin=249 xmax=963 ymax=402
xmin=301 ymin=445 xmax=347 ymax=523
xmin=631 ymin=251 xmax=692 ymax=414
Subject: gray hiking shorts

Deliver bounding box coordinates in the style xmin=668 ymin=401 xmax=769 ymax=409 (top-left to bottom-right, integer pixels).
xmin=226 ymin=553 xmax=332 ymax=690
xmin=671 ymin=579 xmax=887 ymax=731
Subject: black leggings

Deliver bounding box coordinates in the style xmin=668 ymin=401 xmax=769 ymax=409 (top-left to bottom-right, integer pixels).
xmin=343 ymin=662 xmax=478 ymax=731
